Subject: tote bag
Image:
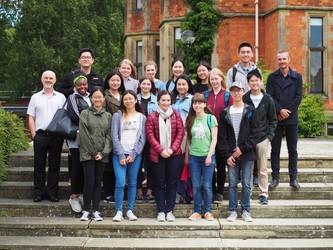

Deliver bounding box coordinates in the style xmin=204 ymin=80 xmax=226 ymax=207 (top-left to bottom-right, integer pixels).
xmin=45 ymin=101 xmax=78 ymax=139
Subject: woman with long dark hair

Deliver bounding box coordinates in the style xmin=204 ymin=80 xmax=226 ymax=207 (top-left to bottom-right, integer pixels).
xmin=111 ymin=90 xmax=146 ymax=222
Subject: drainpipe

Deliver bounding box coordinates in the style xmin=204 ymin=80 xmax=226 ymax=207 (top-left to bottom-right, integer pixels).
xmin=254 ymin=0 xmax=259 ymax=63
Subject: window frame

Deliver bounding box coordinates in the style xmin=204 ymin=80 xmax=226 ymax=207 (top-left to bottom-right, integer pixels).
xmin=308 ymin=15 xmax=326 ymax=95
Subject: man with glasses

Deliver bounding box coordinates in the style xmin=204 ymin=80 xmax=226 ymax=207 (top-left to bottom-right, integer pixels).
xmin=218 ymin=81 xmax=259 ymax=222
xmin=59 ymin=48 xmax=104 ymax=97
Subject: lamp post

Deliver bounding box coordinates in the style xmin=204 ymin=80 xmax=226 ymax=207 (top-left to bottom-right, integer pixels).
xmin=181 ymin=30 xmax=195 ymax=74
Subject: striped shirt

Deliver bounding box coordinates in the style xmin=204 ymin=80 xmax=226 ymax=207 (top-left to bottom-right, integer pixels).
xmin=230 ymin=106 xmax=243 ymax=146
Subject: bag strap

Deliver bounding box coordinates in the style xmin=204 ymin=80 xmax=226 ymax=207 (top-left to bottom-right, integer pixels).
xmin=232 ymin=66 xmax=237 ymax=82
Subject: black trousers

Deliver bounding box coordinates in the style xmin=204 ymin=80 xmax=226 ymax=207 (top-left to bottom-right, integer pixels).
xmin=271 ymin=124 xmax=298 ymax=180
xmin=102 ymin=153 xmax=115 ymax=198
xmin=82 ymin=160 xmax=105 ymax=211
xmin=69 ymin=148 xmax=84 ymax=195
xmin=212 ymin=152 xmax=227 ymax=195
xmin=33 ymin=131 xmax=64 ymax=197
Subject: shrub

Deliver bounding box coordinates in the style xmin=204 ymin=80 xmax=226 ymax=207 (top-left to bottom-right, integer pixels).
xmin=0 ymin=108 xmax=29 ymax=182
xmin=298 ymin=94 xmax=328 ymax=138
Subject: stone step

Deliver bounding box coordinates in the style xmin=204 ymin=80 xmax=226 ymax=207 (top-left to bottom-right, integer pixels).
xmin=8 ymin=152 xmax=333 ymax=169
xmin=0 ymin=181 xmax=332 ymax=200
xmin=0 ymin=236 xmax=331 ymax=249
xmin=0 ymin=217 xmax=332 ymax=239
xmin=0 ymin=199 xmax=332 ymax=218
xmin=5 ymin=167 xmax=333 ymax=183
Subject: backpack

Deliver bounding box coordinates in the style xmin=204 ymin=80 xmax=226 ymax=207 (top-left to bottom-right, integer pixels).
xmin=204 ymin=90 xmax=230 ymax=107
xmin=232 ymin=66 xmax=237 ymax=82
xmin=166 ymin=79 xmax=173 ymax=93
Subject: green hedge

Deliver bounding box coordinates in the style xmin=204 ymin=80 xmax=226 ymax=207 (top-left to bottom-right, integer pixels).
xmin=298 ymin=94 xmax=328 ymax=138
xmin=0 ymin=108 xmax=29 ymax=182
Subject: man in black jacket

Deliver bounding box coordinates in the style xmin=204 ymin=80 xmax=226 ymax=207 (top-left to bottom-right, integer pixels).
xmin=266 ymin=50 xmax=303 ymax=189
xmin=58 ymin=48 xmax=103 ymax=98
xmin=243 ymin=69 xmax=277 ymax=205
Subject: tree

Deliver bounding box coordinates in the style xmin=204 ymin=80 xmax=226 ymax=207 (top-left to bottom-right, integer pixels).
xmin=181 ymin=0 xmax=223 ymax=76
xmin=0 ymin=0 xmax=124 ymax=100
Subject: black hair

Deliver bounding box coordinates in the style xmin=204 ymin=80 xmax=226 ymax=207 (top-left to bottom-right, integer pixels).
xmin=173 ymin=74 xmax=194 ymax=102
xmin=120 ymin=90 xmax=143 ymax=115
xmin=247 ymin=68 xmax=262 ymax=82
xmin=196 ymin=60 xmax=212 ymax=84
xmin=79 ymin=48 xmax=95 ymax=58
xmin=90 ymin=86 xmax=105 ymax=97
xmin=238 ymin=43 xmax=253 ymax=52
xmin=104 ymin=70 xmax=125 ymax=93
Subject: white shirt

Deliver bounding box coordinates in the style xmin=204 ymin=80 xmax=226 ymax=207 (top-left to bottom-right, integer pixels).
xmin=27 ymin=89 xmax=66 ymax=131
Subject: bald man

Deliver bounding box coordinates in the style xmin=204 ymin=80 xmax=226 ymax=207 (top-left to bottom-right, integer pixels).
xmin=27 ymin=70 xmax=66 ymax=202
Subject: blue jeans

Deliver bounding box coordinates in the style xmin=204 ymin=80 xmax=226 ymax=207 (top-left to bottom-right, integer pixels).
xmin=228 ymin=160 xmax=253 ymax=212
xmin=188 ymin=154 xmax=216 ymax=214
xmin=113 ymin=154 xmax=142 ymax=212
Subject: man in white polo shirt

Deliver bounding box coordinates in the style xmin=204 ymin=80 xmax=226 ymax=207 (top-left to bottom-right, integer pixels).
xmin=27 ymin=70 xmax=66 ymax=202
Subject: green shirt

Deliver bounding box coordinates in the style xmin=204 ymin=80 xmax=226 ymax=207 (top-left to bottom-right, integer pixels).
xmin=189 ymin=114 xmax=218 ymax=156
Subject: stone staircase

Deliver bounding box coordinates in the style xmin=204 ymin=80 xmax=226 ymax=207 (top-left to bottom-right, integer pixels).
xmin=0 ymin=141 xmax=333 ymax=249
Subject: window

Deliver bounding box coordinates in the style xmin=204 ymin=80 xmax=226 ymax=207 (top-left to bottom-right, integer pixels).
xmin=174 ymin=27 xmax=181 ymax=58
xmin=136 ymin=41 xmax=143 ymax=79
xmin=136 ymin=0 xmax=143 ymax=10
xmin=310 ymin=18 xmax=324 ymax=94
xmin=155 ymin=40 xmax=160 ymax=79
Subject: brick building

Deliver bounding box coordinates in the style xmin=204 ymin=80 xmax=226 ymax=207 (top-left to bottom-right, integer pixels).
xmin=124 ymin=0 xmax=333 ymax=132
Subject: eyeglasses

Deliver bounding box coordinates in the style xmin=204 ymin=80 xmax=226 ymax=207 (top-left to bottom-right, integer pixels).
xmin=80 ymin=56 xmax=92 ymax=60
xmin=230 ymin=89 xmax=243 ymax=94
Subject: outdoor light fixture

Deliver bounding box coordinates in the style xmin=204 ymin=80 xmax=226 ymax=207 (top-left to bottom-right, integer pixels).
xmin=181 ymin=30 xmax=195 ymax=74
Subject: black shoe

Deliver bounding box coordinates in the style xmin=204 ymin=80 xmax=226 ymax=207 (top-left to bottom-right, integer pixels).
xmin=253 ymin=176 xmax=259 ymax=187
xmin=47 ymin=195 xmax=59 ymax=202
xmin=290 ymin=180 xmax=300 ymax=189
xmin=103 ymin=195 xmax=115 ymax=203
xmin=269 ymin=179 xmax=279 ymax=189
xmin=33 ymin=195 xmax=43 ymax=202
xmin=136 ymin=194 xmax=144 ymax=203
xmin=213 ymin=193 xmax=223 ymax=204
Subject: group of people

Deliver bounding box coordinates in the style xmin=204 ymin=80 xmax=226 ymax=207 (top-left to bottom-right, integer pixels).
xmin=27 ymin=43 xmax=303 ymax=223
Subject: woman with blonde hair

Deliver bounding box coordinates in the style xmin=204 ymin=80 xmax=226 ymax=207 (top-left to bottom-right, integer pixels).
xmin=203 ymin=67 xmax=233 ymax=204
xmin=118 ymin=59 xmax=139 ymax=92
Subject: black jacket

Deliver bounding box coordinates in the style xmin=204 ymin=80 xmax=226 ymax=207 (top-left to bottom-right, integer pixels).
xmin=218 ymin=104 xmax=259 ymax=161
xmin=58 ymin=69 xmax=104 ymax=98
xmin=243 ymin=90 xmax=277 ymax=143
xmin=266 ymin=67 xmax=303 ymax=125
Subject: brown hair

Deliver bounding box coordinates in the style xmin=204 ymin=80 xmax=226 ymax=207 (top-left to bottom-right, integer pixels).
xmin=185 ymin=93 xmax=211 ymax=141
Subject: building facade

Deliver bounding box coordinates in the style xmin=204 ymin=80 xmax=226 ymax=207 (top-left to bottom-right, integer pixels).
xmin=124 ymin=0 xmax=333 ymax=132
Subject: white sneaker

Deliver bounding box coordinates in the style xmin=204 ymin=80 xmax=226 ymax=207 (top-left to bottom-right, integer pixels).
xmin=113 ymin=211 xmax=123 ymax=222
xmin=91 ymin=211 xmax=103 ymax=221
xmin=126 ymin=210 xmax=137 ymax=221
xmin=157 ymin=212 xmax=165 ymax=222
xmin=241 ymin=210 xmax=253 ymax=222
xmin=80 ymin=211 xmax=90 ymax=221
xmin=69 ymin=197 xmax=82 ymax=213
xmin=166 ymin=211 xmax=175 ymax=222
xmin=227 ymin=211 xmax=237 ymax=222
